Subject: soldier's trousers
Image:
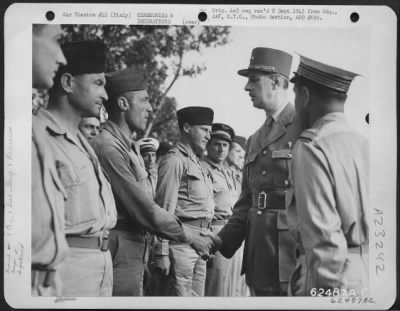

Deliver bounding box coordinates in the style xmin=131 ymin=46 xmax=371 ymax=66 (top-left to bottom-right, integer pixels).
xmin=108 ymin=230 xmax=146 ymax=296
xmin=167 ymin=226 xmax=208 ymax=296
xmin=57 ymin=247 xmax=113 ymax=296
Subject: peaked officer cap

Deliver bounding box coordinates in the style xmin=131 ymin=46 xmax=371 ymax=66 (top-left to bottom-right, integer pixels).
xmin=238 ymin=47 xmax=293 ymax=78
xmin=177 ymin=106 xmax=214 ymax=128
xmin=137 ymin=137 xmax=159 ymax=153
xmin=290 ymin=54 xmax=359 ymax=94
xmin=233 ymin=135 xmax=247 ymax=150
xmin=211 ymin=123 xmax=235 ymax=143
xmin=105 ymin=66 xmax=148 ymax=98
xmin=59 ymin=41 xmax=107 ymax=76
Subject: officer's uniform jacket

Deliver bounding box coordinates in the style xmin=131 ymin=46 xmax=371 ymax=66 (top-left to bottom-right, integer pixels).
xmin=287 ymin=112 xmax=369 ymax=296
xmin=32 ymin=110 xmax=69 ymax=270
xmin=92 ymin=121 xmax=193 ymax=243
xmin=154 ymin=143 xmax=214 ymax=254
xmin=218 ymin=103 xmax=302 ymax=292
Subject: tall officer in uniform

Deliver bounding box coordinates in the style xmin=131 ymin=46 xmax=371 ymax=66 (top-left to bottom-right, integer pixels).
xmin=205 ymin=47 xmax=302 ymax=296
xmin=92 ymin=67 xmax=210 ymax=296
xmin=39 ymin=41 xmax=117 ymax=296
xmin=154 ymin=106 xmax=215 ymax=296
xmin=202 ymin=123 xmax=236 ymax=296
xmin=288 ymin=55 xmax=369 ymax=296
xmin=32 ymin=24 xmax=68 ymax=296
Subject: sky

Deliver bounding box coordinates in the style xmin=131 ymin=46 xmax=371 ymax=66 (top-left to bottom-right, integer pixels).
xmin=169 ymin=26 xmax=370 ymax=139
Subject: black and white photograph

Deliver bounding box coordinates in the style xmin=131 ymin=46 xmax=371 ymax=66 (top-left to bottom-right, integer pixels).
xmin=3 ymin=3 xmax=397 ymax=309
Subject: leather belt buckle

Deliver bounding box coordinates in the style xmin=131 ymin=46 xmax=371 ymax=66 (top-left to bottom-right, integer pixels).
xmin=258 ymin=191 xmax=267 ymax=210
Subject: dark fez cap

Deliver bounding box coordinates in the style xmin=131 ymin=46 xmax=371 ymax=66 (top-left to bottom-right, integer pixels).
xmin=59 ymin=41 xmax=106 ymax=76
xmin=177 ymin=106 xmax=214 ymax=128
xmin=233 ymin=135 xmax=247 ymax=150
xmin=290 ymin=55 xmax=359 ymax=94
xmin=238 ymin=47 xmax=293 ymax=78
xmin=211 ymin=123 xmax=235 ymax=143
xmin=105 ymin=66 xmax=147 ymax=98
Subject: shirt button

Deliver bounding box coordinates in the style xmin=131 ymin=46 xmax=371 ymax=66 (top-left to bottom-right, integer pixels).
xmin=262 ymin=150 xmax=267 ymax=155
xmin=262 ymin=170 xmax=267 ymax=176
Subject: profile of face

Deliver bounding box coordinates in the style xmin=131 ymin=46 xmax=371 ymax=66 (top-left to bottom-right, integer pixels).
xmin=68 ymin=73 xmax=108 ymax=118
xmin=141 ymin=151 xmax=157 ymax=170
xmin=32 ymin=24 xmax=66 ymax=89
xmin=123 ymin=90 xmax=153 ymax=132
xmin=244 ymin=72 xmax=279 ymax=113
xmin=185 ymin=124 xmax=212 ymax=155
xmin=79 ymin=117 xmax=101 ymax=140
xmin=207 ymin=137 xmax=230 ymax=164
xmin=226 ymin=142 xmax=245 ymax=169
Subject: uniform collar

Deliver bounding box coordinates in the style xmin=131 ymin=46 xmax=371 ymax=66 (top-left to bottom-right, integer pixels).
xmin=103 ymin=120 xmax=134 ymax=150
xmin=311 ymin=112 xmax=346 ymax=129
xmin=176 ymin=142 xmax=198 ymax=160
xmin=205 ymin=156 xmax=224 ymax=170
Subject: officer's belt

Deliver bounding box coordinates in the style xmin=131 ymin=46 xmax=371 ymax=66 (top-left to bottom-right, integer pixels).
xmin=257 ymin=190 xmax=286 ymax=210
xmin=114 ymin=219 xmax=146 ymax=235
xmin=31 ymin=265 xmax=56 ymax=288
xmin=180 ymin=218 xmax=212 ymax=229
xmin=212 ymin=218 xmax=229 ymax=226
xmin=66 ymin=233 xmax=109 ymax=251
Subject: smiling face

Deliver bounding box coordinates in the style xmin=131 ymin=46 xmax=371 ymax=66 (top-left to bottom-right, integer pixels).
xmin=244 ymin=71 xmax=280 ymax=114
xmin=207 ymin=137 xmax=230 ymax=165
xmin=186 ymin=124 xmax=212 ymax=155
xmin=32 ymin=24 xmax=66 ymax=89
xmin=69 ymin=73 xmax=108 ymax=118
xmin=226 ymin=141 xmax=245 ymax=169
xmin=123 ymin=90 xmax=152 ymax=133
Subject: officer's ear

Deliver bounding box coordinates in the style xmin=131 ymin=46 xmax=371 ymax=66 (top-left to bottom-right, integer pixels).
xmin=117 ymin=96 xmax=129 ymax=112
xmin=301 ymin=86 xmax=311 ymax=107
xmin=60 ymin=73 xmax=74 ymax=94
xmin=182 ymin=122 xmax=191 ymax=134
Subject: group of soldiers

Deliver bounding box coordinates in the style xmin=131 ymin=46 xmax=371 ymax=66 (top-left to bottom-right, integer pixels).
xmin=32 ymin=24 xmax=369 ymax=298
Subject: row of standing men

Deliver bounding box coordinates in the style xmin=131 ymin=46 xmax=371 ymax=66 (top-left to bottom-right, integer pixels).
xmin=32 ymin=24 xmax=369 ymax=297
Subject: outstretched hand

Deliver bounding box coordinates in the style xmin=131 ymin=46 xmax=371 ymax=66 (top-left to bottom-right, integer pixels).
xmin=190 ymin=231 xmax=216 ymax=260
xmin=200 ymin=231 xmax=223 ymax=254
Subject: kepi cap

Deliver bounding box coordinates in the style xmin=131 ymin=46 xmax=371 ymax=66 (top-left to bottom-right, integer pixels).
xmin=137 ymin=137 xmax=159 ymax=153
xmin=58 ymin=41 xmax=107 ymax=76
xmin=177 ymin=106 xmax=214 ymax=128
xmin=290 ymin=54 xmax=359 ymax=94
xmin=238 ymin=47 xmax=293 ymax=78
xmin=211 ymin=123 xmax=235 ymax=143
xmin=106 ymin=66 xmax=147 ymax=98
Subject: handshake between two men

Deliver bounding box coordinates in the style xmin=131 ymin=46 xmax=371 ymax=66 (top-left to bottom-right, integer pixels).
xmin=153 ymin=230 xmax=223 ymax=276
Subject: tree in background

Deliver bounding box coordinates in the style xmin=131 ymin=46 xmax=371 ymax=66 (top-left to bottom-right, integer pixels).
xmin=59 ymin=25 xmax=231 ymax=143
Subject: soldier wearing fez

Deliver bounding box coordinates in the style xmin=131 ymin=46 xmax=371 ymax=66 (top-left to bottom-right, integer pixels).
xmin=204 ymin=47 xmax=302 ymax=296
xmin=92 ymin=68 xmax=212 ymax=296
xmin=288 ymin=55 xmax=369 ymax=296
xmin=35 ymin=41 xmax=117 ymax=296
xmin=32 ymin=24 xmax=67 ymax=296
xmin=154 ymin=107 xmax=215 ymax=296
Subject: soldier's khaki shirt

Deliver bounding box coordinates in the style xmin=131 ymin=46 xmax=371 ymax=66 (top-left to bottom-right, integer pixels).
xmin=288 ymin=112 xmax=369 ymax=295
xmin=155 ymin=143 xmax=215 ymax=220
xmin=202 ymin=158 xmax=236 ymax=220
xmin=34 ymin=108 xmax=117 ymax=238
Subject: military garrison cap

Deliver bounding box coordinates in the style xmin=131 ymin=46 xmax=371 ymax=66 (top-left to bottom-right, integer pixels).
xmin=238 ymin=47 xmax=293 ymax=78
xmin=137 ymin=137 xmax=159 ymax=153
xmin=106 ymin=66 xmax=147 ymax=98
xmin=177 ymin=106 xmax=214 ymax=128
xmin=211 ymin=123 xmax=235 ymax=143
xmin=233 ymin=135 xmax=247 ymax=150
xmin=290 ymin=55 xmax=359 ymax=94
xmin=59 ymin=41 xmax=106 ymax=76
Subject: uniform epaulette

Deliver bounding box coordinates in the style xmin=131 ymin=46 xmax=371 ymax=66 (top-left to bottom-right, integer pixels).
xmin=299 ymin=129 xmax=317 ymax=142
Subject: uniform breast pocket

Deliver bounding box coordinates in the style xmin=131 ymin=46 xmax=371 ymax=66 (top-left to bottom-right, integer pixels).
xmin=245 ymin=153 xmax=258 ymax=187
xmin=187 ymin=170 xmax=207 ymax=200
xmin=56 ymin=161 xmax=90 ymax=188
